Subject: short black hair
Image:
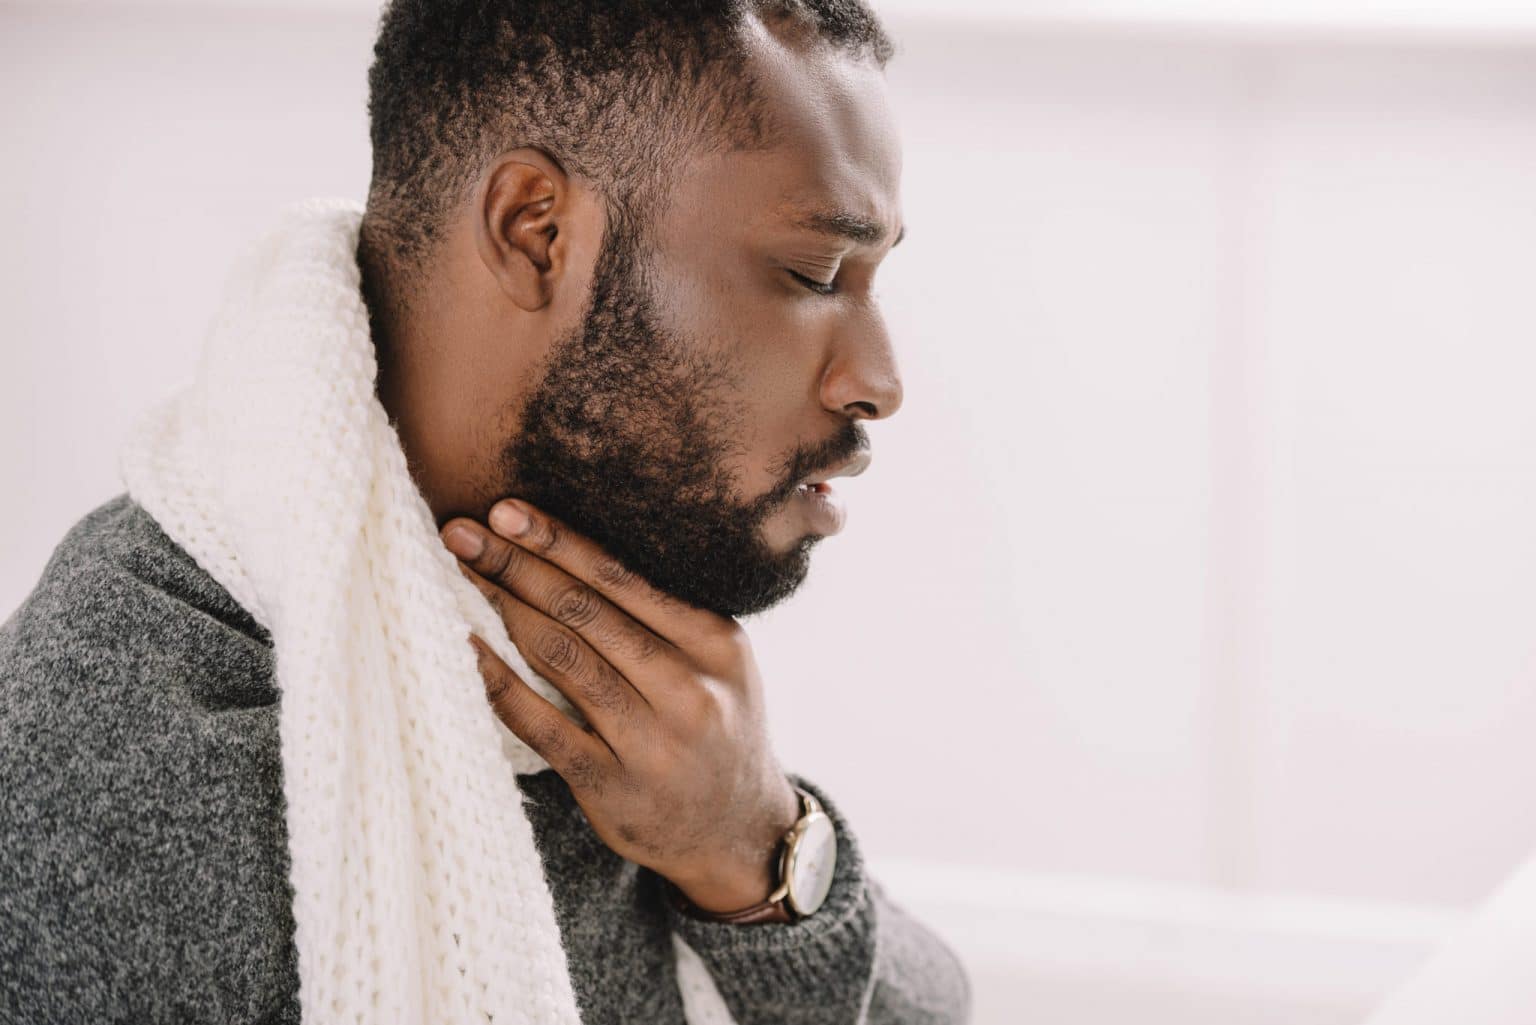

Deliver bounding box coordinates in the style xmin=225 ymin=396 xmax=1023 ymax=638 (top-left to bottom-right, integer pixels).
xmin=360 ymin=0 xmax=893 ymax=290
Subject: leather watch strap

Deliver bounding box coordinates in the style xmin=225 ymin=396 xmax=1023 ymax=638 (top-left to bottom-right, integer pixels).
xmin=664 ymin=784 xmax=819 ymax=925
xmin=665 ymin=878 xmax=794 ymax=924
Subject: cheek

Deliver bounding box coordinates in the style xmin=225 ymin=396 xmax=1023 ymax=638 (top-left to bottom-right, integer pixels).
xmin=653 ymin=254 xmax=832 ymax=494
xmin=726 ymin=362 xmax=832 ymax=506
xmin=659 ymin=241 xmax=825 ymax=374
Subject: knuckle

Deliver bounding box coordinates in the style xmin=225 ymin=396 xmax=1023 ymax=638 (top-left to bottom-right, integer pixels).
xmin=535 ymin=627 xmax=583 ymax=676
xmin=478 ymin=581 xmax=510 ymax=617
xmin=593 ymin=556 xmax=635 ymax=592
xmin=563 ymin=749 xmax=605 ymax=795
xmin=551 ymin=583 xmax=603 ymax=631
xmin=677 ymin=686 xmax=723 ymax=741
xmin=580 ymin=664 xmax=631 ymax=717
xmin=531 ymin=517 xmax=562 ymax=554
xmin=531 ymin=715 xmax=569 ymax=759
xmin=483 ymin=662 xmax=514 ymax=706
xmin=628 ymin=628 xmax=663 ymax=665
xmin=479 ymin=535 xmax=520 ymax=581
xmin=616 ymin=767 xmax=644 ymax=799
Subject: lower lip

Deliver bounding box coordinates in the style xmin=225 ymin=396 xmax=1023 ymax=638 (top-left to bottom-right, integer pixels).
xmin=795 ymin=482 xmax=847 ymax=536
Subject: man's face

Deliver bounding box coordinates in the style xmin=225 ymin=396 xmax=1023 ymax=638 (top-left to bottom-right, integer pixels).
xmin=493 ymin=37 xmax=904 ymax=618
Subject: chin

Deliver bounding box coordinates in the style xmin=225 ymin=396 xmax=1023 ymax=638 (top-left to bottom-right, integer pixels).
xmin=723 ymin=540 xmax=818 ymax=620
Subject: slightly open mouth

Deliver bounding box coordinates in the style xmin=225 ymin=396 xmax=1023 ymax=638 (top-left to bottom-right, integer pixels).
xmin=797 ymin=482 xmax=830 ymax=495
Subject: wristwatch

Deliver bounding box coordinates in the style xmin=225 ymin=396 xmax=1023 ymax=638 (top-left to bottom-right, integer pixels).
xmin=666 ymin=783 xmax=838 ymax=925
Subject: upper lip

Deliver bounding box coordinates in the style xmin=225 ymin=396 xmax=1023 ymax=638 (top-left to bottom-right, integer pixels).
xmin=800 ymin=450 xmax=873 ymax=488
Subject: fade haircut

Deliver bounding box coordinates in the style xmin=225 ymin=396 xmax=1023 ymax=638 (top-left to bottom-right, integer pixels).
xmin=360 ymin=0 xmax=894 ymax=304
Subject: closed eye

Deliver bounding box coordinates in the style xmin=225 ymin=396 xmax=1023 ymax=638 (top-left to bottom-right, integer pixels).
xmin=788 ymin=269 xmax=837 ymax=296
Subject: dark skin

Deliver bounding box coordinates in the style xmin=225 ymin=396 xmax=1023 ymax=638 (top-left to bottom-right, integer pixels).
xmin=379 ymin=19 xmax=904 ymax=915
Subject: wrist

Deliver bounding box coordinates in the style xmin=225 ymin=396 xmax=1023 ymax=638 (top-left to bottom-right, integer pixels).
xmin=667 ymin=855 xmax=779 ymax=914
xmin=667 ymin=776 xmax=800 ymax=913
xmin=666 ymin=779 xmax=845 ymax=931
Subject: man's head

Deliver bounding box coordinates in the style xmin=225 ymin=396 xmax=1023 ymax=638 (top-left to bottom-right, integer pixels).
xmin=361 ymin=1 xmax=906 ymax=618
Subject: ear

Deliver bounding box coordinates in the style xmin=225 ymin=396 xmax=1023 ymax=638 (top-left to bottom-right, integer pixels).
xmin=473 ymin=148 xmax=573 ymax=311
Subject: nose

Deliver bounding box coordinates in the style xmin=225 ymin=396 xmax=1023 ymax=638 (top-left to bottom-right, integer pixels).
xmin=819 ymin=302 xmax=904 ymax=421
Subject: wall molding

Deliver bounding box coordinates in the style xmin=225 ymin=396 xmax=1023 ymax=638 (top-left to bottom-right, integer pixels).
xmin=870 ymin=857 xmax=1468 ymax=1017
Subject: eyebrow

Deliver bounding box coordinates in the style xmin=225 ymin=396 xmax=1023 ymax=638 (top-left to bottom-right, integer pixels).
xmin=790 ymin=208 xmax=906 ymax=249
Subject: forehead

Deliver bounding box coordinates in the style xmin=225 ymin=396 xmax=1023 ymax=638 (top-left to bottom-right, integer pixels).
xmin=660 ymin=20 xmax=903 ymax=245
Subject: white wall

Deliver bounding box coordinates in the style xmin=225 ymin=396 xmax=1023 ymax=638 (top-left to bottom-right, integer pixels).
xmin=788 ymin=18 xmax=1536 ymax=909
xmin=5 ymin=2 xmax=1536 ymax=1016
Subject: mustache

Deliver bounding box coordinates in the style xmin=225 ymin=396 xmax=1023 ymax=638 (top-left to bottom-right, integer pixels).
xmin=767 ymin=420 xmax=871 ymax=506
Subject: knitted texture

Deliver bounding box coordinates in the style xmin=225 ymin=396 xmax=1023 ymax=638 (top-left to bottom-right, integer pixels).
xmin=117 ymin=199 xmax=735 ymax=1025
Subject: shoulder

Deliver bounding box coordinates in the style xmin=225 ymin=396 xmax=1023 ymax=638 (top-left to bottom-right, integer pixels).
xmin=8 ymin=491 xmax=271 ymax=649
xmin=4 ymin=492 xmax=277 ymax=705
xmin=0 ymin=493 xmax=298 ymax=1022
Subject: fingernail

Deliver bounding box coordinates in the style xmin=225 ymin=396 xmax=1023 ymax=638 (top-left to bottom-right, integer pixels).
xmin=443 ymin=523 xmax=485 ymax=559
xmin=491 ymin=501 xmax=530 ymax=538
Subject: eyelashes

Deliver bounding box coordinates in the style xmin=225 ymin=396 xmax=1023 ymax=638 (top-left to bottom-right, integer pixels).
xmin=787 ymin=269 xmax=838 ymax=296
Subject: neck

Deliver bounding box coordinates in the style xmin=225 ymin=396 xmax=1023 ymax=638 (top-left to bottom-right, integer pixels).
xmin=358 ymin=223 xmax=560 ymax=529
xmin=363 ymin=249 xmax=490 ymax=527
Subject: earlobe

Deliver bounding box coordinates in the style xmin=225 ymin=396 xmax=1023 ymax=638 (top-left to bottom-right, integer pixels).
xmin=474 ymin=150 xmax=568 ymax=312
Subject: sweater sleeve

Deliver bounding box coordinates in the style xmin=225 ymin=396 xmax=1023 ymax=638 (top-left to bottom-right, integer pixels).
xmin=657 ymin=772 xmax=973 ymax=1025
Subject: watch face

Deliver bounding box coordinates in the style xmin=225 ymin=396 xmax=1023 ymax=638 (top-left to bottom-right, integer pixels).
xmin=786 ymin=811 xmax=837 ymax=915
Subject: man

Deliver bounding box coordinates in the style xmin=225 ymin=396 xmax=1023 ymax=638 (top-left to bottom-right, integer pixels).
xmin=1 ymin=1 xmax=971 ymax=1022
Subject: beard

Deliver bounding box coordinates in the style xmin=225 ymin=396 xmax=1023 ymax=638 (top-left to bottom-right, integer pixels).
xmin=491 ymin=214 xmax=868 ymax=619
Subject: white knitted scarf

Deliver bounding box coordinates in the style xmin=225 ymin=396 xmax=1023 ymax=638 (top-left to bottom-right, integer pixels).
xmin=120 ymin=199 xmax=735 ymax=1024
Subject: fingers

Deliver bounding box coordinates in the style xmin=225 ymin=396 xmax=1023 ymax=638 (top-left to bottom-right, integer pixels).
xmin=485 ymin=499 xmax=723 ymax=646
xmin=459 ymin=560 xmax=648 ymax=748
xmin=444 ymin=516 xmax=673 ymax=684
xmin=468 ymin=633 xmax=614 ymax=794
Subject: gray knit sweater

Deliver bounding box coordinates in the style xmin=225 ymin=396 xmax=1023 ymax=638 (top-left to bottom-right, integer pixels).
xmin=0 ymin=494 xmax=971 ymax=1024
